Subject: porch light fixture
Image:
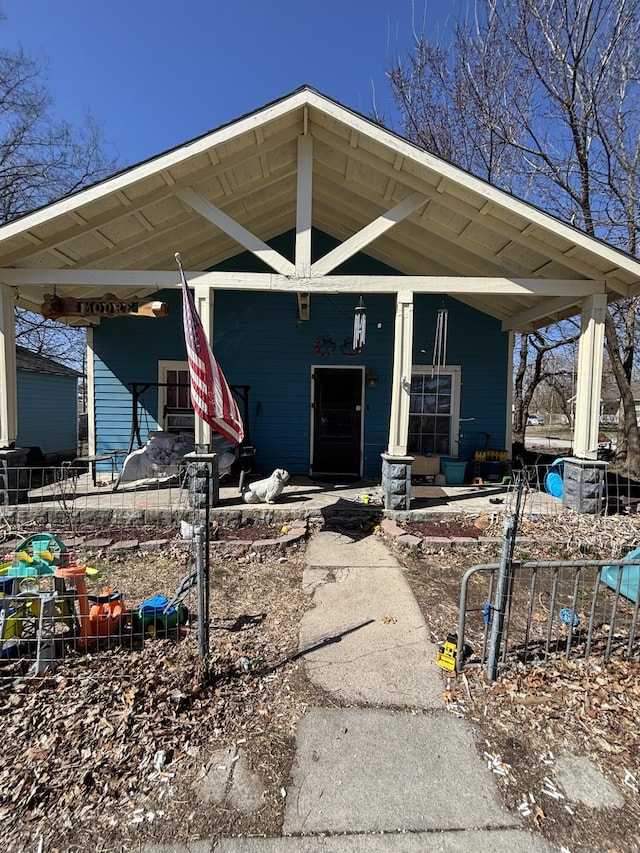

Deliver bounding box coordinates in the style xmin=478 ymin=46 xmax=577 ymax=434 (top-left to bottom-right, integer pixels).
xmin=353 ymin=296 xmax=367 ymax=353
xmin=367 ymin=368 xmax=378 ymax=389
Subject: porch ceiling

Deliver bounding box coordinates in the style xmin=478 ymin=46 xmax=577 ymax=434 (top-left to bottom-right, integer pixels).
xmin=0 ymin=86 xmax=639 ymax=331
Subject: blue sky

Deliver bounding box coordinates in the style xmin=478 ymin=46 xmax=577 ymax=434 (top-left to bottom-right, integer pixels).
xmin=1 ymin=0 xmax=456 ymax=167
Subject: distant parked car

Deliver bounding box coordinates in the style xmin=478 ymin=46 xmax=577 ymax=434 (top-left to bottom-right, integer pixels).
xmin=527 ymin=414 xmax=545 ymax=426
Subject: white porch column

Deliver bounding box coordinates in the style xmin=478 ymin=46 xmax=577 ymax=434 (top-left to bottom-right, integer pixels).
xmin=86 ymin=327 xmax=96 ymax=455
xmin=505 ymin=331 xmax=515 ymax=451
xmin=388 ymin=290 xmax=414 ymax=455
xmin=194 ymin=286 xmax=214 ymax=448
xmin=0 ymin=285 xmax=17 ymax=447
xmin=573 ymin=293 xmax=606 ymax=459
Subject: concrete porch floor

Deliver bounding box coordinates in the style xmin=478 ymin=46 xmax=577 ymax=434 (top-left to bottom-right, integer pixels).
xmin=20 ymin=470 xmax=559 ymax=525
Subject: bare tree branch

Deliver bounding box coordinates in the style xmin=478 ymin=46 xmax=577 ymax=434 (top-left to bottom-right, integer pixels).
xmin=387 ymin=0 xmax=640 ymax=474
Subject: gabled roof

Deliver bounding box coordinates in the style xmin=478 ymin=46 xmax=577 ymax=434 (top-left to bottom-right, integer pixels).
xmin=16 ymin=346 xmax=81 ymax=377
xmin=0 ymin=86 xmax=638 ymax=331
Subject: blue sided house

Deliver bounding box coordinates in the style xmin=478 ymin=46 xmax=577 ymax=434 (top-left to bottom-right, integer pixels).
xmin=0 ymin=88 xmax=638 ymax=507
xmin=16 ymin=346 xmax=80 ymax=459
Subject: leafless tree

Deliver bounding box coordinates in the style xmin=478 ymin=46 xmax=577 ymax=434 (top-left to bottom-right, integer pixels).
xmin=0 ymin=10 xmax=118 ymax=376
xmin=386 ymin=0 xmax=640 ymax=474
xmin=14 ymin=310 xmax=86 ymax=369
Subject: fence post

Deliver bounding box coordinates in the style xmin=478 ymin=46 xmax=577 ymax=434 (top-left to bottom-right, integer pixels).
xmin=195 ymin=523 xmax=210 ymax=664
xmin=189 ymin=458 xmax=212 ymax=668
xmin=486 ymin=516 xmax=516 ymax=681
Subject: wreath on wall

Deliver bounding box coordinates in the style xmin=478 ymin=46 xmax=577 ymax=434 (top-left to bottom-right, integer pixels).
xmin=314 ymin=336 xmax=337 ymax=357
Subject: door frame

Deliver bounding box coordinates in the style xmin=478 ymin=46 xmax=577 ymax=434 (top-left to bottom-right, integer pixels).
xmin=309 ymin=364 xmax=365 ymax=477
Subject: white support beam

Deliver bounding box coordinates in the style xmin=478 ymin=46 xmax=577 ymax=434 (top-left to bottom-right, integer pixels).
xmin=193 ymin=286 xmax=215 ymax=448
xmin=176 ymin=187 xmax=295 ymax=276
xmin=573 ymin=293 xmax=606 ymax=459
xmin=295 ymin=134 xmax=313 ymax=320
xmin=0 ymin=269 xmax=608 ymax=298
xmin=295 ymin=135 xmax=313 ymax=277
xmin=505 ymin=331 xmax=515 ymax=450
xmin=388 ymin=291 xmax=414 ymax=455
xmin=310 ymin=192 xmax=426 ymax=276
xmin=0 ymin=285 xmax=17 ymax=446
xmin=502 ymin=295 xmax=585 ymax=331
xmin=86 ymin=327 xmax=96 ymax=455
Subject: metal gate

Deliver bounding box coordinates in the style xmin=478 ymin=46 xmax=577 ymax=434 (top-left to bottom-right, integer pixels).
xmin=457 ymin=557 xmax=640 ymax=676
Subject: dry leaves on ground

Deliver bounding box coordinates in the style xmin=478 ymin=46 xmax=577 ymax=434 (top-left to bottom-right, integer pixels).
xmin=392 ymin=510 xmax=640 ymax=853
xmin=0 ymin=541 xmax=320 ymax=852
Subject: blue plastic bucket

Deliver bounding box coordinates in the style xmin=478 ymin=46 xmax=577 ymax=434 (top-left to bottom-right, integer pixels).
xmin=441 ymin=459 xmax=468 ymax=485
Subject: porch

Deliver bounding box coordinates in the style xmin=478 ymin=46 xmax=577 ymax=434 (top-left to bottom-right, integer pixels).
xmin=6 ymin=464 xmax=564 ymax=534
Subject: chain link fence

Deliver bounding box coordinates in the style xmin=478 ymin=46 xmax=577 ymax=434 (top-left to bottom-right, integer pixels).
xmin=0 ymin=460 xmax=213 ymax=687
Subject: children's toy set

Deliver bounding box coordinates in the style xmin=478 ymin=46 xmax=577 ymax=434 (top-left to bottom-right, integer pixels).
xmin=0 ymin=532 xmax=193 ymax=672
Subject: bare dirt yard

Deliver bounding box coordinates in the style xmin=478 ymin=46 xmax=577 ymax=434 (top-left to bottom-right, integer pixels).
xmin=0 ymin=526 xmax=324 ymax=853
xmin=387 ymin=511 xmax=640 ymax=853
xmin=2 ymin=511 xmax=640 ymax=852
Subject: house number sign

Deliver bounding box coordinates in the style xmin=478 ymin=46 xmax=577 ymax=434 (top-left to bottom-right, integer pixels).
xmin=41 ymin=292 xmax=169 ymax=320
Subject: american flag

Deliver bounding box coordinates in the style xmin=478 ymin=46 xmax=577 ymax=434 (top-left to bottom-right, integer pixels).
xmin=176 ymin=253 xmax=244 ymax=446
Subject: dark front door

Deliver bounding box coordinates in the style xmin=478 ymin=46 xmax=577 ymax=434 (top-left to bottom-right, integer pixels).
xmin=311 ymin=367 xmax=363 ymax=476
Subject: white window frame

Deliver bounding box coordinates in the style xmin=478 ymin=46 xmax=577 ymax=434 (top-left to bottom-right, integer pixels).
xmin=158 ymin=360 xmax=191 ymax=431
xmin=408 ymin=365 xmax=461 ymax=457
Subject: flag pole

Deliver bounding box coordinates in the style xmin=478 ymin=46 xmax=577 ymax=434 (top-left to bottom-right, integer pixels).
xmin=175 ymin=252 xmax=245 ymax=447
xmin=176 ymin=253 xmax=210 ymax=449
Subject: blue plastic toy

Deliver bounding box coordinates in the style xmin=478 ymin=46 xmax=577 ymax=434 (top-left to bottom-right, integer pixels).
xmin=601 ymin=547 xmax=640 ymax=604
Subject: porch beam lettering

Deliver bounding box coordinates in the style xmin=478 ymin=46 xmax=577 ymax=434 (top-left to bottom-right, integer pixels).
xmin=310 ymin=191 xmax=427 ymax=276
xmin=177 ymin=187 xmax=296 ymax=277
xmin=40 ymin=293 xmax=169 ymax=319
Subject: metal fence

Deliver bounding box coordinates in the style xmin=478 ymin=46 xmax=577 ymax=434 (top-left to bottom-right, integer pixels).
xmin=506 ymin=457 xmax=640 ymax=518
xmin=0 ymin=461 xmax=213 ymax=688
xmin=457 ymin=557 xmax=640 ymax=676
xmin=0 ymin=462 xmax=195 ymax=533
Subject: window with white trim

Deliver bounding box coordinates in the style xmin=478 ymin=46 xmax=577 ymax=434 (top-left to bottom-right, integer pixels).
xmin=158 ymin=360 xmax=194 ymax=434
xmin=408 ymin=366 xmax=461 ymax=457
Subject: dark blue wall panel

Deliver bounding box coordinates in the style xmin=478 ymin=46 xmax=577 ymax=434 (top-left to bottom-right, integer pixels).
xmin=212 ymin=290 xmax=395 ymax=477
xmin=92 ymin=232 xmax=510 ymax=478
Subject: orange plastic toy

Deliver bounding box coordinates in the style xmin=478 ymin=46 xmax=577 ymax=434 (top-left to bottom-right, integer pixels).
xmin=54 ymin=565 xmax=127 ymax=647
xmin=88 ymin=588 xmax=127 ymax=639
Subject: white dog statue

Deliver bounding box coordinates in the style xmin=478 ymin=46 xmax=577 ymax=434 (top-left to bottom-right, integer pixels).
xmin=243 ymin=469 xmax=290 ymax=504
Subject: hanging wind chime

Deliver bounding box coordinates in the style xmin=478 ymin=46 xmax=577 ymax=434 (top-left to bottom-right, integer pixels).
xmin=352 ymin=296 xmax=367 ymax=354
xmin=432 ymin=304 xmax=449 ymax=379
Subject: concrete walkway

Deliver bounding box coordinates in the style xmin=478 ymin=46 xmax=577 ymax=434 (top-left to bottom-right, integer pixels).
xmin=144 ymin=529 xmax=558 ymax=852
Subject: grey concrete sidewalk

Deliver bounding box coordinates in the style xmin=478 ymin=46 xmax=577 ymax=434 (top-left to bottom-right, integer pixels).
xmin=205 ymin=530 xmax=557 ymax=852
xmin=277 ymin=530 xmax=555 ymax=851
